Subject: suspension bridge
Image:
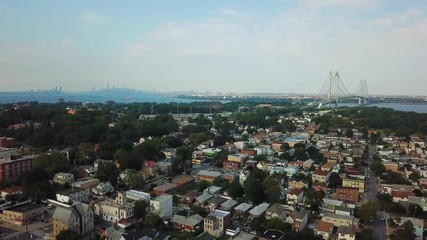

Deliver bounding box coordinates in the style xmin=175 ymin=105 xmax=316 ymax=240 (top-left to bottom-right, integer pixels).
xmin=309 ymin=71 xmax=369 ymax=109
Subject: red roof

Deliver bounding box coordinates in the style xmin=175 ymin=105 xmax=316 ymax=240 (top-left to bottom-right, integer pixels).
xmin=391 ymin=190 xmax=415 ymax=199
xmin=144 ymin=160 xmax=156 ymax=167
xmin=1 ymin=186 xmax=22 ymax=194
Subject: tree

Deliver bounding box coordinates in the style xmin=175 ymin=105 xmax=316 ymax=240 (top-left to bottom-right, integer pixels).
xmin=78 ymin=142 xmax=95 ymax=163
xmin=133 ymin=200 xmax=149 ymax=219
xmin=145 ymin=213 xmax=166 ymax=230
xmin=262 ymin=176 xmax=281 ymax=204
xmin=228 ymin=178 xmax=244 ymax=198
xmin=250 ymin=216 xmax=266 ymax=233
xmin=304 ymin=189 xmax=325 ymax=211
xmin=212 ymin=177 xmax=230 ymax=190
xmin=345 ymin=128 xmax=354 ymax=138
xmin=357 ymin=228 xmax=374 ymax=240
xmin=409 ymin=171 xmax=421 ymax=182
xmin=33 ymin=151 xmax=68 ymax=174
xmin=328 ymin=172 xmax=342 ymax=189
xmin=124 ymin=170 xmax=145 ymax=190
xmin=391 ymin=220 xmax=416 ymax=240
xmin=358 ymin=201 xmax=379 ymax=223
xmin=370 ymin=160 xmax=385 ymax=175
xmin=56 ymin=229 xmax=82 ymax=240
xmin=376 ymin=193 xmax=392 ymax=210
xmin=408 ymin=204 xmax=423 ymax=218
xmin=244 ymin=168 xmax=267 ymax=204
xmin=197 ymin=180 xmax=211 ymax=192
xmin=265 ymin=217 xmax=291 ymax=232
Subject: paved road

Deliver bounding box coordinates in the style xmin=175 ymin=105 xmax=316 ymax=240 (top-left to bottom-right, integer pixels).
xmin=365 ymin=145 xmax=387 ymax=240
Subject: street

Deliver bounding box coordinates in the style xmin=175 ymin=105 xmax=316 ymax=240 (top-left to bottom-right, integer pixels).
xmin=365 ymin=145 xmax=388 ymax=240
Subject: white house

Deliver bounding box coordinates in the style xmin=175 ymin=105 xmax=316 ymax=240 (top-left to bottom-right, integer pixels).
xmin=150 ymin=194 xmax=173 ymax=218
xmin=56 ymin=188 xmax=90 ymax=204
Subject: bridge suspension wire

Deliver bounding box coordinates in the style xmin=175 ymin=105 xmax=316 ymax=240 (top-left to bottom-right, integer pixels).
xmin=311 ymin=71 xmax=370 ymax=108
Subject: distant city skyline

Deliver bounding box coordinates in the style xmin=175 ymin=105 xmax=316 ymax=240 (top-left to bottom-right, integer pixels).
xmin=0 ymin=0 xmax=426 ymax=95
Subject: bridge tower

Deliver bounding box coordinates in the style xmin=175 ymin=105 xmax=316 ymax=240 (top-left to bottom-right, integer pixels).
xmin=326 ymin=71 xmax=342 ymax=108
xmin=355 ymin=79 xmax=369 ymax=104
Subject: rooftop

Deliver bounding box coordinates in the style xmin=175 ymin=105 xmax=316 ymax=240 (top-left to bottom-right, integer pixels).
xmin=6 ymin=203 xmax=43 ymax=213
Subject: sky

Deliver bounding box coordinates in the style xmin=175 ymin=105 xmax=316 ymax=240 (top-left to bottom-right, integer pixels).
xmin=0 ymin=0 xmax=426 ymax=95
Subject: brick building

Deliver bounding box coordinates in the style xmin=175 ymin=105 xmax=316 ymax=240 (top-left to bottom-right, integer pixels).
xmin=336 ymin=187 xmax=359 ymax=203
xmin=0 ymin=156 xmax=34 ymax=181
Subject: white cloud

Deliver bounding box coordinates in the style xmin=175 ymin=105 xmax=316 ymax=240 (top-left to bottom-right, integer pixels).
xmin=80 ymin=11 xmax=107 ymax=24
xmin=119 ymin=4 xmax=427 ymax=94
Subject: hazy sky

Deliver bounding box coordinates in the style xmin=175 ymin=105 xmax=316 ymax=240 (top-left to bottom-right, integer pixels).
xmin=0 ymin=0 xmax=426 ymax=95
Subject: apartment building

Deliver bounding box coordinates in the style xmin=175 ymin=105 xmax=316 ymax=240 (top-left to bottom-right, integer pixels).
xmin=342 ymin=178 xmax=365 ymax=193
xmin=204 ymin=209 xmax=231 ymax=238
xmin=52 ymin=202 xmax=94 ymax=237
xmin=150 ymin=194 xmax=173 ymax=218
xmin=0 ymin=156 xmax=34 ymax=181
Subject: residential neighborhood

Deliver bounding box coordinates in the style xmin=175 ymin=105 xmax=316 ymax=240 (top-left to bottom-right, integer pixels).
xmin=0 ymin=102 xmax=426 ymax=240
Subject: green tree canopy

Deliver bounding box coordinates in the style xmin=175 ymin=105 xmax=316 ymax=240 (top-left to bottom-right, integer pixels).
xmin=358 ymin=201 xmax=379 ymax=223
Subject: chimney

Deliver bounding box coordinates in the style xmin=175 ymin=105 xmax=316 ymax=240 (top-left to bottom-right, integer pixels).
xmin=20 ymin=146 xmax=24 ymax=156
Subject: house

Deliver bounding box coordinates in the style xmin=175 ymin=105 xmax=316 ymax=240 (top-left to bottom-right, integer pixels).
xmin=1 ymin=203 xmax=44 ymax=226
xmin=248 ymin=203 xmax=270 ymax=220
xmin=172 ymin=175 xmax=195 ymax=190
xmin=53 ymin=172 xmax=75 ymax=185
xmin=1 ymin=186 xmax=22 ymax=198
xmin=71 ymin=178 xmax=100 ymax=190
xmin=93 ymin=192 xmax=134 ymax=224
xmin=408 ymin=196 xmax=427 ymax=211
xmin=391 ymin=190 xmax=416 ymax=202
xmin=286 ymin=209 xmax=308 ymax=231
xmin=92 ymin=182 xmax=114 ymax=195
xmin=400 ymin=217 xmax=423 ymax=240
xmin=56 ymin=187 xmax=91 ymax=204
xmin=288 ymin=179 xmax=309 ymax=190
xmin=265 ymin=203 xmax=287 ymax=220
xmin=337 ymin=225 xmax=357 ymax=240
xmin=94 ymin=159 xmax=113 ymax=171
xmin=204 ymin=186 xmax=222 ymax=195
xmin=52 ymin=201 xmax=94 ymax=237
xmin=171 ymin=214 xmax=204 ymax=232
xmin=220 ymin=199 xmax=238 ymax=211
xmin=153 ymin=183 xmax=178 ymax=196
xmin=314 ymin=220 xmax=334 ymax=240
xmin=312 ymin=169 xmax=331 ymax=184
xmin=198 ymin=170 xmax=222 ymax=182
xmin=321 ymin=212 xmax=357 ymax=227
xmin=286 ymin=188 xmax=304 ymax=205
xmin=312 ymin=182 xmax=327 ymax=192
xmin=383 ymin=162 xmax=399 ymax=172
xmin=234 ymin=203 xmax=253 ymax=215
xmin=150 ymin=194 xmax=173 ymax=218
xmin=336 ymin=187 xmax=359 ymax=203
xmin=142 ymin=160 xmax=158 ymax=179
xmin=124 ymin=190 xmax=151 ymax=202
xmin=342 ymin=178 xmax=365 ymax=193
xmin=207 ymin=196 xmax=228 ymax=211
xmin=184 ymin=191 xmax=200 ymax=204
xmin=195 ymin=193 xmax=214 ymax=206
xmin=204 ymin=209 xmax=231 ymax=238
